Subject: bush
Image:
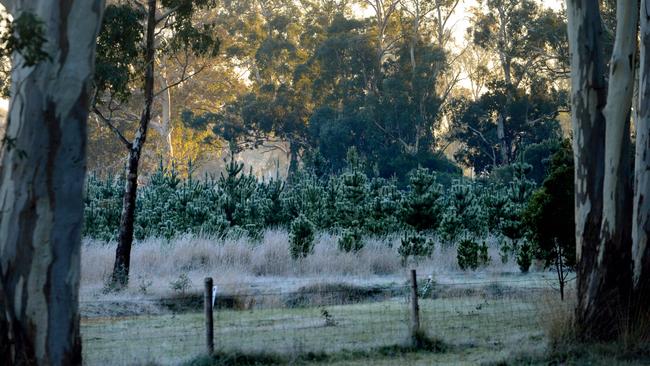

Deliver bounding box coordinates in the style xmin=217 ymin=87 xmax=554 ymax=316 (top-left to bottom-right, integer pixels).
xmin=398 ymin=232 xmax=434 ymax=263
xmin=457 ymin=239 xmax=479 ymax=270
xmin=457 ymin=239 xmax=490 ymax=270
xmin=478 ymin=241 xmax=490 ymax=266
xmin=289 ymin=214 xmax=315 ymax=259
xmin=338 ymin=228 xmax=364 ymax=252
xmin=517 ymin=241 xmax=533 ymax=273
xmin=169 ymin=272 xmax=191 ymax=295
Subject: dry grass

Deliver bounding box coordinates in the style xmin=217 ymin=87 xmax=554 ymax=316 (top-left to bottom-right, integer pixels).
xmin=80 ymin=229 xmax=520 ymax=300
xmin=536 ymin=289 xmax=577 ymax=348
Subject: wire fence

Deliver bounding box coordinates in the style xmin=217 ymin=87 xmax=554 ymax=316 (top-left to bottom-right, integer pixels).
xmin=80 ymin=274 xmax=573 ymax=365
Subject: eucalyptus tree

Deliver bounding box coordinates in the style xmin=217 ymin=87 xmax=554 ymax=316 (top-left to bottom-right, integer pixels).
xmin=566 ymin=0 xmax=649 ymax=341
xmin=0 ymin=0 xmax=104 ymax=364
xmin=469 ymin=0 xmax=567 ymax=165
xmin=93 ymin=0 xmax=219 ymax=289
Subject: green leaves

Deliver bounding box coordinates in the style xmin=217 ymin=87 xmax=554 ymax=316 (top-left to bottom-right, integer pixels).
xmin=289 ymin=214 xmax=316 ymax=259
xmin=94 ymin=4 xmax=145 ymax=102
xmin=0 ymin=11 xmax=50 ymax=96
xmin=94 ymin=1 xmax=220 ymax=102
xmin=1 ymin=12 xmax=50 ymax=67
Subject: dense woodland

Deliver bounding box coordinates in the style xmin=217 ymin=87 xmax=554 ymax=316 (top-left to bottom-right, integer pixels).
xmin=0 ymin=0 xmax=649 ymax=364
xmin=69 ymin=0 xmax=577 ymax=291
xmin=88 ymin=0 xmax=569 ymax=181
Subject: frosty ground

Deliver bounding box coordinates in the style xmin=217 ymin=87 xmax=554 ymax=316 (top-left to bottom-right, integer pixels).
xmin=78 ymin=231 xmax=646 ymax=365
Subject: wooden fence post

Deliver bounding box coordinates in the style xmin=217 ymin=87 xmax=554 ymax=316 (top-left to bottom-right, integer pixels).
xmin=204 ymin=277 xmax=214 ymax=355
xmin=410 ymin=269 xmax=420 ymax=343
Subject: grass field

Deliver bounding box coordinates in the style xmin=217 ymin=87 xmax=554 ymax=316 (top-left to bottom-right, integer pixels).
xmin=80 ymin=231 xmax=649 ymax=365
xmin=81 ymin=288 xmax=557 ymax=365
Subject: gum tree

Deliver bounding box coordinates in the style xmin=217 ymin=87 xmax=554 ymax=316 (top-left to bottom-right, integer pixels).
xmin=0 ymin=0 xmax=104 ymax=364
xmin=566 ymin=0 xmax=649 ymax=341
xmin=92 ymin=0 xmax=219 ymax=289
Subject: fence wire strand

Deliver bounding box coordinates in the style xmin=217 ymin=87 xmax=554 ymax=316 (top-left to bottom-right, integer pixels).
xmin=81 ymin=277 xmax=571 ymax=365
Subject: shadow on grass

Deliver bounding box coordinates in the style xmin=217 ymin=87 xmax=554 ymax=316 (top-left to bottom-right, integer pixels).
xmin=186 ymin=334 xmax=447 ymax=366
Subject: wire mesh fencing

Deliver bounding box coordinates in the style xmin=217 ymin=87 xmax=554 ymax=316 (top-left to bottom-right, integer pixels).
xmin=80 ymin=274 xmax=572 ymax=365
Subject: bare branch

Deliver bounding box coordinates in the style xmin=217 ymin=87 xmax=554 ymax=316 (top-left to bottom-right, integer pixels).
xmin=155 ymin=5 xmax=179 ymax=25
xmin=155 ymin=65 xmax=206 ymax=97
xmin=92 ymin=107 xmax=133 ymax=149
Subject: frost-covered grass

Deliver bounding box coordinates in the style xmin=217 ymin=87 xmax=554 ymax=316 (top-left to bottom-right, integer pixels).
xmin=80 ymin=229 xmax=522 ymax=300
xmin=81 ymin=294 xmax=552 ymax=366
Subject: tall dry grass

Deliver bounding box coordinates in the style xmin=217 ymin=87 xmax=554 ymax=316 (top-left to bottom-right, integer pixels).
xmin=80 ymin=229 xmax=519 ymax=300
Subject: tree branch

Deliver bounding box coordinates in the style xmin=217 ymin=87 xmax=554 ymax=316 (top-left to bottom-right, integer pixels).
xmin=154 ymin=65 xmax=206 ymax=97
xmin=155 ymin=5 xmax=179 ymax=25
xmin=92 ymin=107 xmax=133 ymax=149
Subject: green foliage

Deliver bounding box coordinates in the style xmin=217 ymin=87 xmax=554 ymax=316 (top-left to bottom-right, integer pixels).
xmin=94 ymin=4 xmax=144 ymax=102
xmin=478 ymin=241 xmax=490 ymax=266
xmin=523 ymin=141 xmax=575 ymax=270
xmin=135 ymin=162 xmax=229 ymax=240
xmin=398 ymin=232 xmax=434 ymax=263
xmin=457 ymin=239 xmax=480 ymax=271
xmin=0 ymin=12 xmax=50 ymax=96
xmin=516 ymin=241 xmax=533 ymax=273
xmin=289 ymin=214 xmax=315 ymax=259
xmin=84 ymin=174 xmax=124 ymax=241
xmin=1 ymin=12 xmax=50 ymax=66
xmin=94 ymin=0 xmax=220 ymax=102
xmin=83 ymin=159 xmax=557 ymax=267
xmin=338 ymin=227 xmax=364 ymax=253
xmin=402 ymin=168 xmax=443 ymax=232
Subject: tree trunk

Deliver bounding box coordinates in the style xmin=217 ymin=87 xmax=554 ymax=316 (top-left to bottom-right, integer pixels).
xmin=111 ymin=0 xmax=156 ymax=289
xmin=111 ymin=150 xmax=140 ymax=287
xmin=287 ymin=140 xmax=299 ymax=183
xmin=0 ymin=1 xmax=104 ymax=364
xmin=633 ymin=0 xmax=650 ymax=317
xmin=497 ymin=114 xmax=509 ymax=164
xmin=159 ymin=73 xmax=174 ymax=162
xmin=567 ymin=0 xmax=639 ymax=341
xmin=566 ymin=0 xmax=609 ymax=340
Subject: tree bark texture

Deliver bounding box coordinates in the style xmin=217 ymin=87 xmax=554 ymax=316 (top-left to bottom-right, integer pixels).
xmin=111 ymin=0 xmax=156 ymax=289
xmin=567 ymin=0 xmax=643 ymax=340
xmin=634 ymin=0 xmax=650 ymax=316
xmin=0 ymin=0 xmax=104 ymax=364
xmin=566 ymin=0 xmax=610 ymax=340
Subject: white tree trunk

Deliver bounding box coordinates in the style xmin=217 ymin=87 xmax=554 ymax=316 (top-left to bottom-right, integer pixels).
xmin=0 ymin=1 xmax=104 ymax=364
xmin=157 ymin=73 xmax=174 ymax=161
xmin=634 ymin=0 xmax=650 ymax=301
xmin=601 ymin=1 xmax=637 ymax=256
xmin=566 ymin=0 xmax=610 ymax=340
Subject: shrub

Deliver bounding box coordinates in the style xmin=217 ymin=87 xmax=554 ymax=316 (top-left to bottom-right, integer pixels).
xmin=338 ymin=228 xmax=364 ymax=252
xmin=478 ymin=241 xmax=490 ymax=266
xmin=289 ymin=214 xmax=315 ymax=259
xmin=457 ymin=239 xmax=490 ymax=270
xmin=169 ymin=272 xmax=191 ymax=295
xmin=402 ymin=168 xmax=443 ymax=231
xmin=398 ymin=232 xmax=434 ymax=263
xmin=457 ymin=239 xmax=479 ymax=270
xmin=517 ymin=241 xmax=533 ymax=273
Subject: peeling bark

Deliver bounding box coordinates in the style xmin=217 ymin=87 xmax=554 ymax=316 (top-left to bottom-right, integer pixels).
xmin=568 ymin=0 xmax=641 ymax=341
xmin=0 ymin=0 xmax=104 ymax=364
xmin=566 ymin=0 xmax=608 ymax=340
xmin=633 ymin=0 xmax=650 ymax=313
